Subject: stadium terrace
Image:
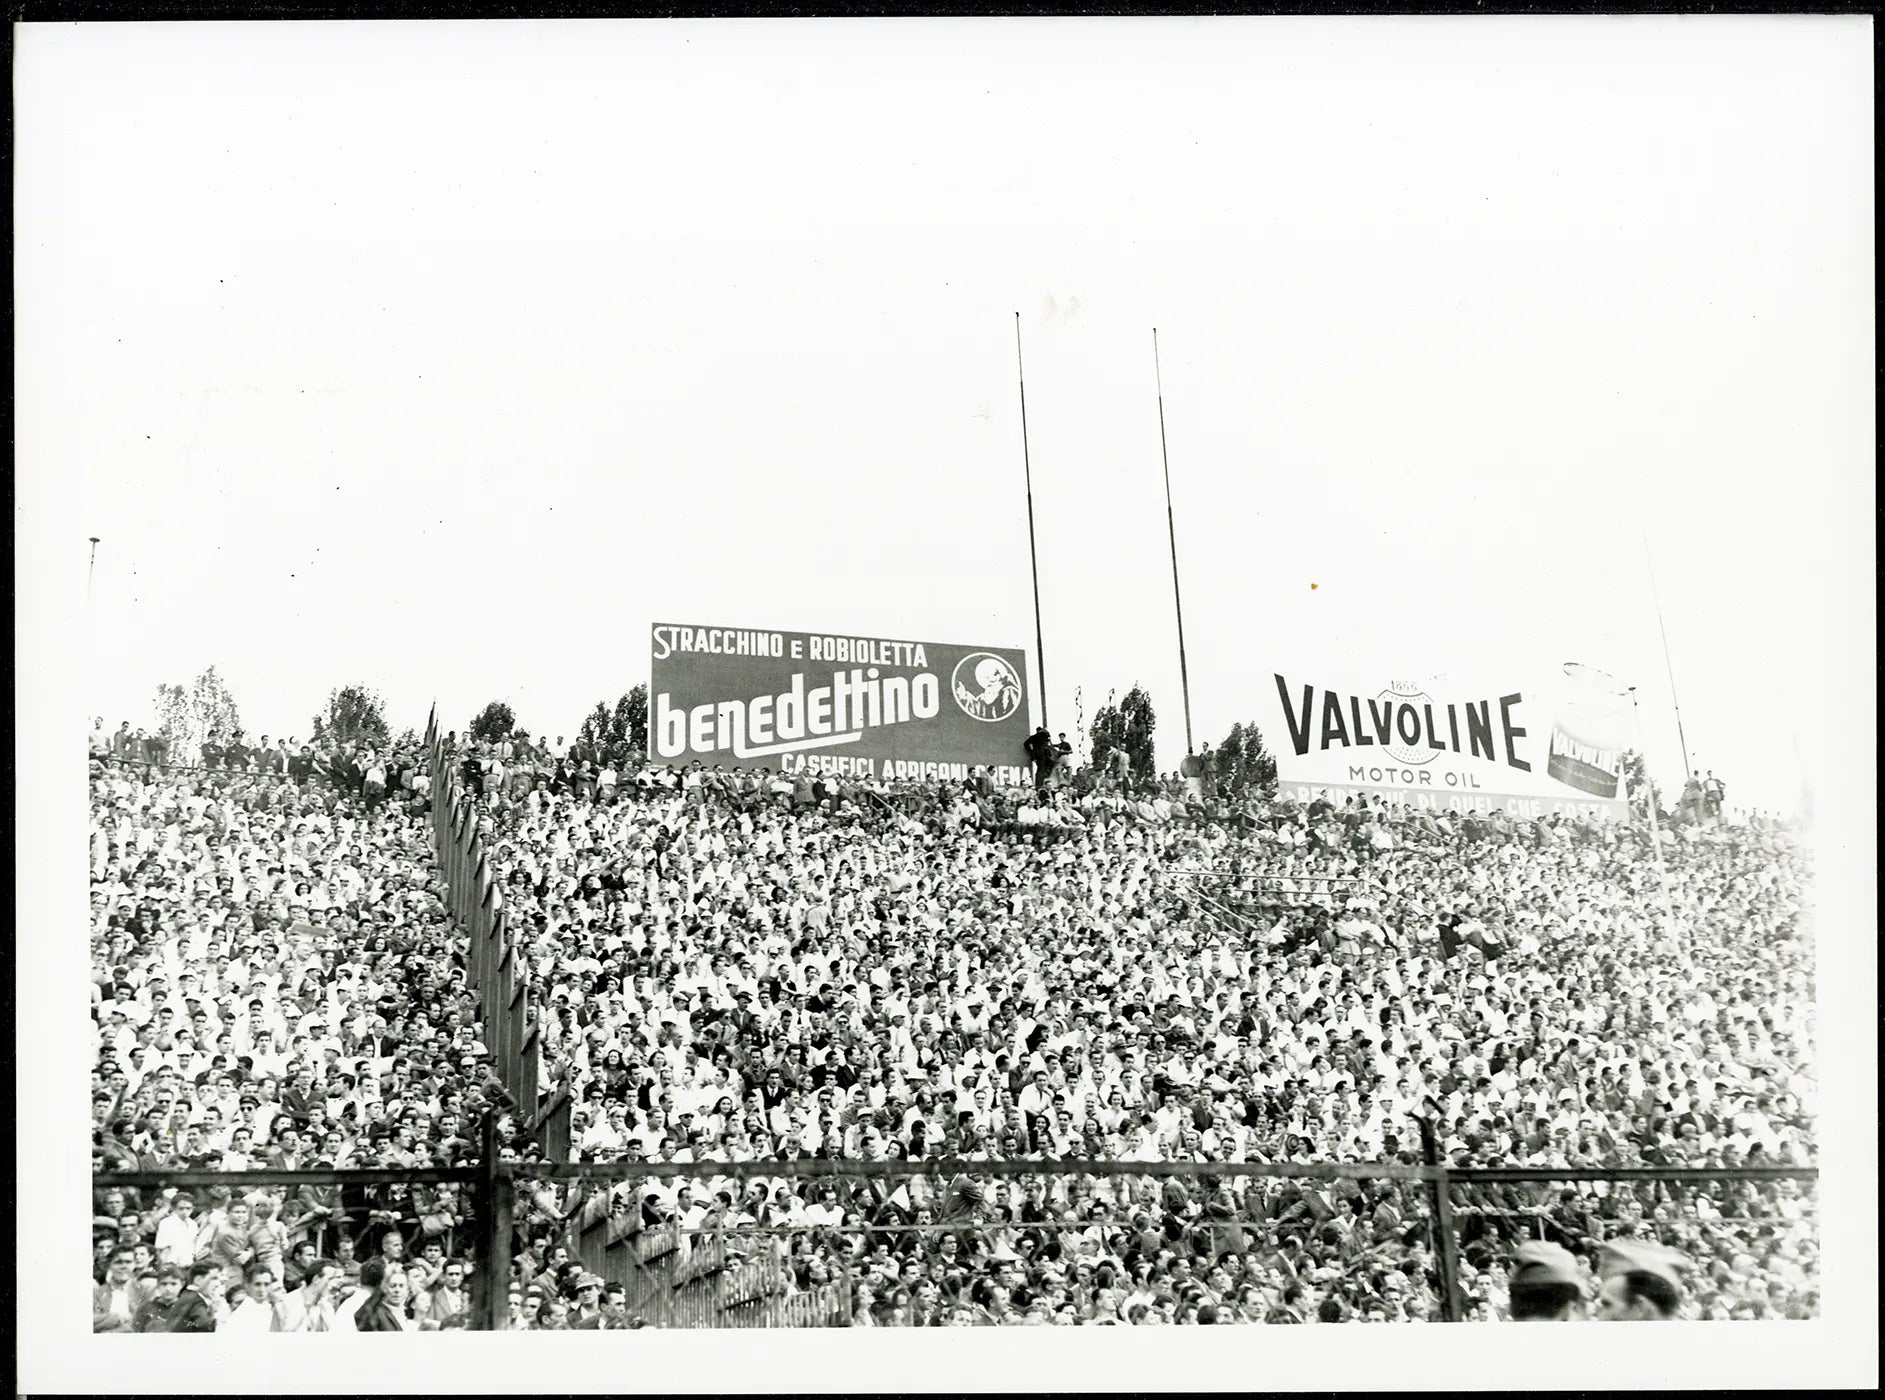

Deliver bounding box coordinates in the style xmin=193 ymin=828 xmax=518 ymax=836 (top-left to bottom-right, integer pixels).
xmin=87 ymin=716 xmax=1814 ymax=1331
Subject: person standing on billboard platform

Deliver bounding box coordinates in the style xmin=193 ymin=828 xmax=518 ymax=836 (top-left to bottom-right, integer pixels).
xmin=1053 ymin=733 xmax=1074 ymax=788
xmin=1181 ymin=748 xmax=1204 ymax=801
xmin=1025 ymin=727 xmax=1054 ymax=794
xmin=1681 ymin=775 xmax=1705 ymax=824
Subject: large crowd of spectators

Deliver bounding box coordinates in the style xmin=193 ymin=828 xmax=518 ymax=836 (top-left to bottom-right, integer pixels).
xmin=88 ymin=713 xmax=1817 ymax=1328
xmin=86 ymin=723 xmax=515 ymax=1330
xmin=460 ymin=731 xmax=1817 ymax=1325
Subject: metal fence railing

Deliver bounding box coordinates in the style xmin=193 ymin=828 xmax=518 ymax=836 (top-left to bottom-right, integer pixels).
xmin=93 ymin=1133 xmax=1818 ymax=1329
xmin=1443 ymin=1167 xmax=1820 ymax=1321
xmin=530 ymin=1150 xmax=1818 ymax=1328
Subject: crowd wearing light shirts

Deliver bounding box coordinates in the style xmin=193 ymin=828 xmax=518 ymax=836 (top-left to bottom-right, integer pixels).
xmin=88 ymin=725 xmax=1815 ymax=1327
xmin=464 ymin=740 xmax=1816 ymax=1324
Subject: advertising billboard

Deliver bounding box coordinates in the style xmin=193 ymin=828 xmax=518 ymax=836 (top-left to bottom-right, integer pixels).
xmin=650 ymin=621 xmax=1033 ymax=784
xmin=1261 ymin=661 xmax=1633 ymax=820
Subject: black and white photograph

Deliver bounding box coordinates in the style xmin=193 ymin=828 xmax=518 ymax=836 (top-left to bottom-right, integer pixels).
xmin=13 ymin=12 xmax=1877 ymax=1393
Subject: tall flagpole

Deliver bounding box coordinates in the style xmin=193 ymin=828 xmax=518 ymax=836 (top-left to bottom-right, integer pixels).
xmin=1628 ymin=686 xmax=1673 ymax=920
xmin=1015 ymin=312 xmax=1048 ymax=731
xmin=1153 ymin=329 xmax=1194 ymax=754
xmin=88 ymin=537 xmax=100 ymax=605
xmin=1642 ymin=534 xmax=1692 ymax=781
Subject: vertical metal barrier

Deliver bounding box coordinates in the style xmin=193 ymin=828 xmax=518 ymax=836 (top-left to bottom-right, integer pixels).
xmin=533 ymin=1090 xmax=571 ymax=1162
xmin=473 ymin=1114 xmax=514 ymax=1331
xmin=516 ymin=990 xmax=539 ymax=1110
xmin=1419 ymin=1117 xmax=1465 ymax=1321
xmin=419 ymin=707 xmax=572 ymax=1164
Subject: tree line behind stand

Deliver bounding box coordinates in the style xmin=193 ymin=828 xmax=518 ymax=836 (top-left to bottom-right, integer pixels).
xmin=124 ymin=670 xmax=1678 ymax=824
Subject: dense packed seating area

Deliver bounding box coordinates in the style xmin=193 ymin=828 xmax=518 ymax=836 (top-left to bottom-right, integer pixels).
xmin=88 ymin=722 xmax=1816 ymax=1327
xmin=468 ymin=739 xmax=1817 ymax=1324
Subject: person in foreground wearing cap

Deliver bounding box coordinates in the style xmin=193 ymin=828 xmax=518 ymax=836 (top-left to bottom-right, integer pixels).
xmin=570 ymin=1281 xmax=630 ymax=1329
xmin=1504 ymin=1241 xmax=1590 ymax=1321
xmin=1594 ymin=1240 xmax=1690 ymax=1321
xmin=565 ymin=1272 xmax=607 ymax=1327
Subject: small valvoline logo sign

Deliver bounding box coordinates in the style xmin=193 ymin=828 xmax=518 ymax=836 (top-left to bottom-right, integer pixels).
xmin=1378 ymin=681 xmax=1438 ymax=766
xmin=952 ymin=653 xmax=1022 ymax=722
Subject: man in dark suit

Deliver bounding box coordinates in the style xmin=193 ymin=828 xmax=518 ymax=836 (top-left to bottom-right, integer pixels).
xmin=278 ymin=1068 xmax=321 ymax=1127
xmin=1024 ymin=727 xmax=1055 ymax=794
xmin=163 ymin=1263 xmax=222 ymax=1333
xmin=132 ymin=1268 xmax=184 ymax=1331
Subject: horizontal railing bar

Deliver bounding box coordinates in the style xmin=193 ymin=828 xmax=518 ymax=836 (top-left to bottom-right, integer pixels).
xmin=92 ymin=1168 xmax=478 ymax=1188
xmin=1448 ymin=1165 xmax=1817 ymax=1184
xmin=514 ymin=1159 xmax=1432 ymax=1182
xmin=91 ymin=1161 xmax=1816 ymax=1190
xmin=502 ymin=1157 xmax=1817 ymax=1185
xmin=641 ymin=1221 xmax=1153 ymax=1237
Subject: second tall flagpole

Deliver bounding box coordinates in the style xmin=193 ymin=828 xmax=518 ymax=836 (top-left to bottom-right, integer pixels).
xmin=1016 ymin=311 xmax=1048 ymax=731
xmin=1642 ymin=533 xmax=1693 ymax=782
xmin=1154 ymin=329 xmax=1195 ymax=755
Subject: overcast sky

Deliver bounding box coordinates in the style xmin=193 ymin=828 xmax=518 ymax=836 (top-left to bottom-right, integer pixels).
xmin=18 ymin=17 xmax=1873 ymax=813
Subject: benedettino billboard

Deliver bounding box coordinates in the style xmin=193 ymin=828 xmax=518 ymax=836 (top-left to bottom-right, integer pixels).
xmin=650 ymin=621 xmax=1032 ymax=783
xmin=1261 ymin=661 xmax=1633 ymax=820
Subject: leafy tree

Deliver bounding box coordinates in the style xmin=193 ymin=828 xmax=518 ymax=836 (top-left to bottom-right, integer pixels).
xmin=615 ymin=685 xmax=648 ymax=762
xmin=1621 ymin=748 xmax=1663 ymax=819
xmin=1089 ymin=684 xmax=1158 ymax=780
xmin=1214 ymin=721 xmax=1278 ymax=795
xmin=1089 ymin=692 xmax=1125 ymax=776
xmin=312 ymin=684 xmax=390 ymax=750
xmin=153 ymin=683 xmax=192 ymax=757
xmin=468 ymin=700 xmax=517 ymax=743
xmin=577 ymin=701 xmax=612 ymax=753
xmin=153 ymin=666 xmax=243 ymax=763
xmin=576 ymin=684 xmax=649 ymax=764
xmin=1118 ymin=685 xmax=1157 ymax=779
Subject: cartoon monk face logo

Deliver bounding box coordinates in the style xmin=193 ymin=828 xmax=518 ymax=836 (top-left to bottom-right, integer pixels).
xmin=952 ymin=654 xmax=1023 ymax=723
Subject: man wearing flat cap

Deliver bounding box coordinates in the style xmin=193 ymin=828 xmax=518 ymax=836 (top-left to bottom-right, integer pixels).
xmin=1505 ymin=1240 xmax=1589 ymax=1320
xmin=1594 ymin=1239 xmax=1690 ymax=1320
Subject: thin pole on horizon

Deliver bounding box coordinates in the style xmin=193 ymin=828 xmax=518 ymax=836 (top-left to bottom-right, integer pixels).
xmin=1790 ymin=726 xmax=1811 ymax=822
xmin=1628 ymin=688 xmax=1664 ymax=838
xmin=1642 ymin=534 xmax=1692 ymax=781
xmin=1015 ymin=311 xmax=1048 ymax=730
xmin=1153 ymin=329 xmax=1195 ymax=755
xmin=88 ymin=537 xmax=100 ymax=605
xmin=1629 ymin=685 xmax=1673 ymax=920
